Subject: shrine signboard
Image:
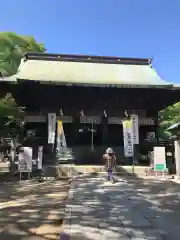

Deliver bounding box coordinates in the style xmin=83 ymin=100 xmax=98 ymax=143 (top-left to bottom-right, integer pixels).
xmin=153 ymin=146 xmax=166 ymax=171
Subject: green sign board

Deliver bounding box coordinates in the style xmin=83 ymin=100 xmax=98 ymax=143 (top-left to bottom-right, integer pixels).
xmin=153 ymin=147 xmax=166 ymax=172
xmin=154 ymin=163 xmax=166 ymax=171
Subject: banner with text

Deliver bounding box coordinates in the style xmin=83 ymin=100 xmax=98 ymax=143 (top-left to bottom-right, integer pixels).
xmin=130 ymin=114 xmax=139 ymax=144
xmin=122 ymin=120 xmax=133 ymax=157
xmin=37 ymin=146 xmax=43 ymax=169
xmin=56 ymin=120 xmax=67 ymax=153
xmin=48 ymin=113 xmax=56 ymax=144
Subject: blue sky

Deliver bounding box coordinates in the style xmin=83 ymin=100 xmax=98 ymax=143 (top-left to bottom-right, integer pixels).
xmin=0 ymin=0 xmax=180 ymax=83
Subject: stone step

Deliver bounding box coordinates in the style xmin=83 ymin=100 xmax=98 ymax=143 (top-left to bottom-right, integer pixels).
xmin=42 ymin=145 xmax=141 ymax=165
xmin=39 ymin=165 xmax=149 ymax=179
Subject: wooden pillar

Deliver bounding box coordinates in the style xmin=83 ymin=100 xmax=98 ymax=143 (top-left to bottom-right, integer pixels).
xmin=101 ymin=115 xmax=108 ymax=146
xmin=73 ymin=114 xmax=80 ymax=145
xmin=155 ymin=113 xmax=159 ymax=144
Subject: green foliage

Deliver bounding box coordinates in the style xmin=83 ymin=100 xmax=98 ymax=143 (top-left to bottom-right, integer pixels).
xmin=0 ymin=31 xmax=46 ymax=136
xmin=0 ymin=93 xmax=25 ymax=137
xmin=159 ymin=102 xmax=180 ymax=139
xmin=0 ymin=32 xmax=46 ymax=76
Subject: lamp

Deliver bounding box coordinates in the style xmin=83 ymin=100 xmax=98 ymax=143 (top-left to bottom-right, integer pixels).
xmin=80 ymin=110 xmax=84 ymax=117
xmin=103 ymin=110 xmax=108 ymax=118
xmin=124 ymin=110 xmax=129 ymax=118
xmin=60 ymin=109 xmax=64 ymax=117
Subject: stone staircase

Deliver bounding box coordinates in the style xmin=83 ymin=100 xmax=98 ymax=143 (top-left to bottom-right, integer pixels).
xmin=55 ymin=145 xmax=140 ymax=165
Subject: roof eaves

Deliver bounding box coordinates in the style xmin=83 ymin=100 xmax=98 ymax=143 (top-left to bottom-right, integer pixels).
xmin=24 ymin=52 xmax=152 ymax=65
xmin=17 ymin=79 xmax=174 ymax=89
xmin=0 ymin=75 xmax=17 ymax=82
xmin=172 ymin=84 xmax=180 ymax=90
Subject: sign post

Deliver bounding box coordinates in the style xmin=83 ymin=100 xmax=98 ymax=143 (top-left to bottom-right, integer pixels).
xmin=88 ymin=118 xmax=96 ymax=152
xmin=153 ymin=146 xmax=166 ymax=178
xmin=90 ymin=121 xmax=95 ymax=152
xmin=18 ymin=147 xmax=32 ymax=182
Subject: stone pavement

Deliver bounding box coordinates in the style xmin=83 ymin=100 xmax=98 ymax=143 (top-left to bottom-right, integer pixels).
xmin=0 ymin=179 xmax=70 ymax=240
xmin=61 ymin=174 xmax=180 ymax=239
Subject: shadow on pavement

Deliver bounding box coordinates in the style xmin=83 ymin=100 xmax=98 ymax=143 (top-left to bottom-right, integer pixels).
xmin=0 ymin=179 xmax=71 ymax=240
xmin=60 ymin=168 xmax=180 ymax=239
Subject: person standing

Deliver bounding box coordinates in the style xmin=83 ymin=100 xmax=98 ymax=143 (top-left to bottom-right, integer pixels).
xmin=103 ymin=148 xmax=117 ymax=183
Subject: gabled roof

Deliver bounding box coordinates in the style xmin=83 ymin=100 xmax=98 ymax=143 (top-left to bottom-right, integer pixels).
xmin=2 ymin=52 xmax=176 ymax=88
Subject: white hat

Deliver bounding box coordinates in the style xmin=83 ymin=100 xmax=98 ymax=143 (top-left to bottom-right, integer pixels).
xmin=106 ymin=148 xmax=113 ymax=154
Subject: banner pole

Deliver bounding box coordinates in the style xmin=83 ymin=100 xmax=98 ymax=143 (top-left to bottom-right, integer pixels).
xmin=132 ymin=144 xmax=135 ymax=175
xmin=91 ymin=121 xmax=94 ymax=152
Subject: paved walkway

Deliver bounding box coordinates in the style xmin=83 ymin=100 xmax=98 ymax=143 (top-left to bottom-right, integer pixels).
xmin=0 ymin=180 xmax=70 ymax=240
xmin=61 ymin=174 xmax=180 ymax=240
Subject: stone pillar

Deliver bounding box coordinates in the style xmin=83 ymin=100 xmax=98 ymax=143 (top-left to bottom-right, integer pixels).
xmin=174 ymin=140 xmax=180 ymax=179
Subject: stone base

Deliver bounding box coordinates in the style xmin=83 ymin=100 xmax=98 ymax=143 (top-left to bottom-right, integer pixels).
xmin=145 ymin=167 xmax=169 ymax=176
xmin=41 ymin=165 xmax=149 ymax=179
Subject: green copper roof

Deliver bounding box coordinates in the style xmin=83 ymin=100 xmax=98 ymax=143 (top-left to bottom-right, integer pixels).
xmin=4 ymin=53 xmax=174 ymax=88
xmin=0 ymin=75 xmax=17 ymax=82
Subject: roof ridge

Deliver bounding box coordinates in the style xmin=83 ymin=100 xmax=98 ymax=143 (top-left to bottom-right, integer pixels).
xmin=24 ymin=52 xmax=152 ymax=65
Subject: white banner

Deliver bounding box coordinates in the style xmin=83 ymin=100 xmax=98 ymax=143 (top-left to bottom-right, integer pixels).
xmin=23 ymin=147 xmax=33 ymax=171
xmin=130 ymin=114 xmax=139 ymax=144
xmin=18 ymin=147 xmax=32 ymax=172
xmin=122 ymin=120 xmax=133 ymax=157
xmin=48 ymin=113 xmax=56 ymax=144
xmin=10 ymin=139 xmax=16 ymax=162
xmin=37 ymin=146 xmax=43 ymax=169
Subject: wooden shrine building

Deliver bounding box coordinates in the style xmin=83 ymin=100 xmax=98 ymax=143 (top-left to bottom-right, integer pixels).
xmin=1 ymin=52 xmax=180 ymax=165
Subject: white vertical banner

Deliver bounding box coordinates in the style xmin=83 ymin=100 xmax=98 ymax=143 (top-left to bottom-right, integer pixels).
xmin=11 ymin=139 xmax=16 ymax=162
xmin=48 ymin=113 xmax=56 ymax=144
xmin=130 ymin=114 xmax=139 ymax=144
xmin=23 ymin=147 xmax=33 ymax=171
xmin=122 ymin=120 xmax=134 ymax=157
xmin=38 ymin=146 xmax=43 ymax=169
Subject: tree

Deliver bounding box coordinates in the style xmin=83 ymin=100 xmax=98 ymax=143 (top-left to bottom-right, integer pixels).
xmin=0 ymin=93 xmax=25 ymax=137
xmin=0 ymin=32 xmax=46 ymax=76
xmin=159 ymin=102 xmax=180 ymax=139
